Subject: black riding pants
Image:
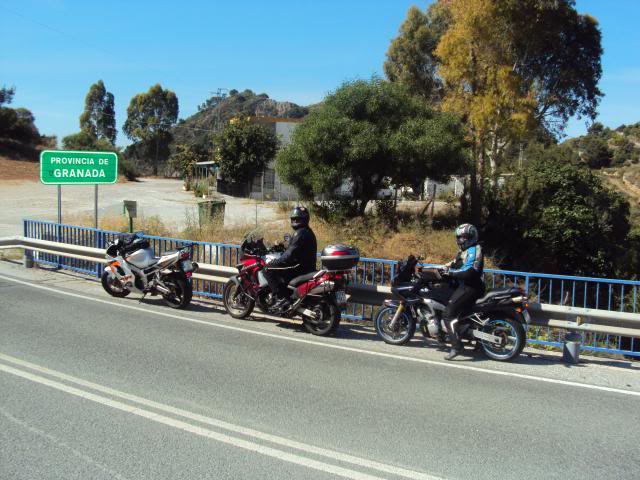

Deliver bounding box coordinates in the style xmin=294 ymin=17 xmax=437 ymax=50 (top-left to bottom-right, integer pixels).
xmin=263 ymin=262 xmax=301 ymax=298
xmin=443 ymin=284 xmax=484 ymax=346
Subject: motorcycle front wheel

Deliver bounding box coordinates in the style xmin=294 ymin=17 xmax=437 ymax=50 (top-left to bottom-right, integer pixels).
xmin=101 ymin=271 xmax=130 ymax=298
xmin=375 ymin=306 xmax=415 ymax=345
xmin=478 ymin=314 xmax=526 ymax=361
xmin=162 ymin=273 xmax=192 ymax=309
xmin=223 ymin=280 xmax=255 ymax=319
xmin=303 ymin=301 xmax=340 ymax=336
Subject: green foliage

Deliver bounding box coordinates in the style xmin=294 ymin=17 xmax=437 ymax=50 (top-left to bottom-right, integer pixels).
xmin=0 ymin=86 xmax=40 ymax=145
xmin=120 ymin=157 xmax=140 ymax=181
xmin=213 ymin=116 xmax=278 ymax=184
xmin=0 ymin=107 xmax=40 ymax=144
xmin=611 ymin=137 xmax=637 ymax=166
xmin=123 ymin=84 xmax=178 ymax=175
xmin=168 ymin=143 xmax=209 ymax=178
xmin=61 ymin=130 xmax=119 ymax=152
xmin=579 ymin=135 xmax=612 ymax=169
xmin=276 ymin=78 xmax=466 ymax=217
xmin=384 ymin=4 xmax=450 ymax=99
xmin=79 ymin=80 xmax=116 ymax=144
xmin=483 ymin=156 xmax=630 ymax=277
xmin=0 ymin=86 xmax=15 ymax=106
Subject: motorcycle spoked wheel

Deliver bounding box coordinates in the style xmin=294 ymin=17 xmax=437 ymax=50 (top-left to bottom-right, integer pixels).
xmin=101 ymin=271 xmax=131 ymax=298
xmin=375 ymin=306 xmax=416 ymax=345
xmin=161 ymin=273 xmax=192 ymax=309
xmin=478 ymin=314 xmax=526 ymax=361
xmin=302 ymin=301 xmax=340 ymax=336
xmin=223 ymin=280 xmax=255 ymax=319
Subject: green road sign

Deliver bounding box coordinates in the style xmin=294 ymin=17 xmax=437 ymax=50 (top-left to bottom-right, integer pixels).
xmin=40 ymin=150 xmax=118 ymax=185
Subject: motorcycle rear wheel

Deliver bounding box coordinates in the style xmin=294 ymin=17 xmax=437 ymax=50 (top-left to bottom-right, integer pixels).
xmin=375 ymin=306 xmax=416 ymax=345
xmin=162 ymin=273 xmax=192 ymax=309
xmin=101 ymin=271 xmax=130 ymax=298
xmin=223 ymin=280 xmax=255 ymax=319
xmin=303 ymin=301 xmax=340 ymax=336
xmin=478 ymin=314 xmax=526 ymax=361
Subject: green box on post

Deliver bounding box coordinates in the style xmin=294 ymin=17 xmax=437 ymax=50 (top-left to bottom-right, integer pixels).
xmin=198 ymin=199 xmax=226 ymax=226
xmin=40 ymin=150 xmax=118 ymax=185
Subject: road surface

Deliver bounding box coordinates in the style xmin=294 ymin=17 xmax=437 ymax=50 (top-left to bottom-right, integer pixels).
xmin=0 ymin=261 xmax=639 ymax=479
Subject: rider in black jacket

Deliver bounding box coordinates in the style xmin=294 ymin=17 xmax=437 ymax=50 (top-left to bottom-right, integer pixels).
xmin=264 ymin=206 xmax=317 ymax=311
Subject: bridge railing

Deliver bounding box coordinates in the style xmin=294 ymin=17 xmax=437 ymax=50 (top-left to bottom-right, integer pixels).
xmin=21 ymin=219 xmax=640 ymax=358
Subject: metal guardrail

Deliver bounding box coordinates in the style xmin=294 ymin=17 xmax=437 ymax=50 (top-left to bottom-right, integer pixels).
xmin=5 ymin=218 xmax=640 ymax=358
xmin=2 ymin=232 xmax=640 ymax=358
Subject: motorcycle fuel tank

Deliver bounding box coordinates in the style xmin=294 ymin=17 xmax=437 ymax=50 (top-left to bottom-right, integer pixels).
xmin=125 ymin=248 xmax=156 ymax=268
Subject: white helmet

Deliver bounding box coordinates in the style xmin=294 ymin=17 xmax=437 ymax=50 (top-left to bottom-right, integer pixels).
xmin=455 ymin=223 xmax=478 ymax=250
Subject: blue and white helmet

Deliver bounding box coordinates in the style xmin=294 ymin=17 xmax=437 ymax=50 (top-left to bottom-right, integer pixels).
xmin=455 ymin=223 xmax=478 ymax=250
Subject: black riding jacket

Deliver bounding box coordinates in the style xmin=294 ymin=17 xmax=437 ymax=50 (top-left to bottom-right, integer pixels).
xmin=274 ymin=226 xmax=317 ymax=274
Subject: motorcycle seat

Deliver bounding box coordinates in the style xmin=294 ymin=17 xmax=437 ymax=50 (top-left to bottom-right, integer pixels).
xmin=475 ymin=287 xmax=518 ymax=305
xmin=289 ymin=271 xmax=319 ymax=287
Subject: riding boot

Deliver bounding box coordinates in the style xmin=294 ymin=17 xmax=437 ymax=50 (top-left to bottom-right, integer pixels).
xmin=445 ymin=328 xmax=463 ymax=361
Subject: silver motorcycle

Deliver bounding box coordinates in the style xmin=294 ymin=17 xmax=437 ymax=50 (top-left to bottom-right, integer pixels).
xmin=101 ymin=232 xmax=197 ymax=309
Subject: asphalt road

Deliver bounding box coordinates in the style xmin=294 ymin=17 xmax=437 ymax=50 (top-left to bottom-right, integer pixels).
xmin=1 ymin=263 xmax=639 ymax=479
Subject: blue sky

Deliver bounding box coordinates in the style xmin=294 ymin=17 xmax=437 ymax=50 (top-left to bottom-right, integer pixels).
xmin=1 ymin=0 xmax=639 ymax=146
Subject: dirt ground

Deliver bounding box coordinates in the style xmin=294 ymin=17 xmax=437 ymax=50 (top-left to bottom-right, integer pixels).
xmin=0 ymin=157 xmax=39 ymax=181
xmin=0 ymin=159 xmax=280 ymax=237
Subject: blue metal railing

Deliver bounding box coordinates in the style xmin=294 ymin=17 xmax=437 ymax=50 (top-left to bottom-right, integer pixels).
xmin=23 ymin=219 xmax=640 ymax=358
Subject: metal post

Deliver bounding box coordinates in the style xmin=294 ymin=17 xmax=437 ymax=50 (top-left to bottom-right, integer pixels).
xmin=57 ymin=185 xmax=62 ymax=268
xmin=94 ymin=184 xmax=98 ymax=230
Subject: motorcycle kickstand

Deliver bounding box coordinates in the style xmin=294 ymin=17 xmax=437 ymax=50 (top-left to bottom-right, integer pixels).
xmin=139 ymin=292 xmax=148 ymax=303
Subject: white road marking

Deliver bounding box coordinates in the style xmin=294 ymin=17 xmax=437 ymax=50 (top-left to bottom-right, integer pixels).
xmin=1 ymin=273 xmax=639 ymax=398
xmin=0 ymin=353 xmax=435 ymax=480
xmin=0 ymin=360 xmax=442 ymax=480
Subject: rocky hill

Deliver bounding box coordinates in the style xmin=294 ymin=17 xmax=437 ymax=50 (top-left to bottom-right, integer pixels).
xmin=171 ymin=89 xmax=309 ymax=151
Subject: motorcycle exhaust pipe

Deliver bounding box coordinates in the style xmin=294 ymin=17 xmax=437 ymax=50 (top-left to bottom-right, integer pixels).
xmin=155 ymin=284 xmax=171 ymax=295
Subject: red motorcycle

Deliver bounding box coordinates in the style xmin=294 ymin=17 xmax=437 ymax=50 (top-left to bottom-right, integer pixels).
xmin=222 ymin=237 xmax=359 ymax=336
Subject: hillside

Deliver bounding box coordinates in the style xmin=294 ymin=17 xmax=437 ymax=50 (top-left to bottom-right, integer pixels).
xmin=171 ymin=89 xmax=309 ymax=150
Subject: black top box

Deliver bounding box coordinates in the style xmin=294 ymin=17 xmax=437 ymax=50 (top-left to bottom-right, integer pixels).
xmin=320 ymin=244 xmax=360 ymax=271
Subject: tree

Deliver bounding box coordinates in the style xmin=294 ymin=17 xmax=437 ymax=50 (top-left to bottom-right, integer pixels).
xmin=123 ymin=84 xmax=178 ymax=175
xmin=276 ymin=78 xmax=466 ymax=216
xmin=79 ymin=80 xmax=116 ymax=144
xmin=0 ymin=86 xmax=15 ymax=106
xmin=62 ymin=130 xmax=116 ymax=152
xmin=483 ymin=154 xmax=629 ymax=277
xmin=213 ymin=117 xmax=278 ymax=184
xmin=579 ymin=135 xmax=612 ymax=169
xmin=168 ymin=143 xmax=209 ymax=178
xmin=383 ymin=4 xmax=450 ymax=100
xmin=0 ymin=86 xmax=40 ymax=145
xmin=432 ymin=0 xmax=603 ymax=221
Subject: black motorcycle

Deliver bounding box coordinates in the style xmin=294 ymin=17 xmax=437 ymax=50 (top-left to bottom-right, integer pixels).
xmin=374 ymin=256 xmax=531 ymax=361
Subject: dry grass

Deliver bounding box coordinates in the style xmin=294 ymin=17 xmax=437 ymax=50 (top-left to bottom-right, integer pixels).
xmin=60 ymin=207 xmax=498 ymax=266
xmin=0 ymin=249 xmax=22 ymax=261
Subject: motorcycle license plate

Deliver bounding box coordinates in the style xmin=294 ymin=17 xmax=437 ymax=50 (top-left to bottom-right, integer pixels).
xmin=181 ymin=260 xmax=193 ymax=272
xmin=335 ymin=290 xmax=347 ymax=305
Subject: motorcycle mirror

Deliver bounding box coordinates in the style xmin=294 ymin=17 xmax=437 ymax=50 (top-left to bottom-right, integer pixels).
xmin=284 ymin=234 xmax=291 ymax=242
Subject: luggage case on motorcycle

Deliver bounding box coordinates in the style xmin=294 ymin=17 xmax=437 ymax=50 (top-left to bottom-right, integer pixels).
xmin=320 ymin=244 xmax=359 ymax=271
